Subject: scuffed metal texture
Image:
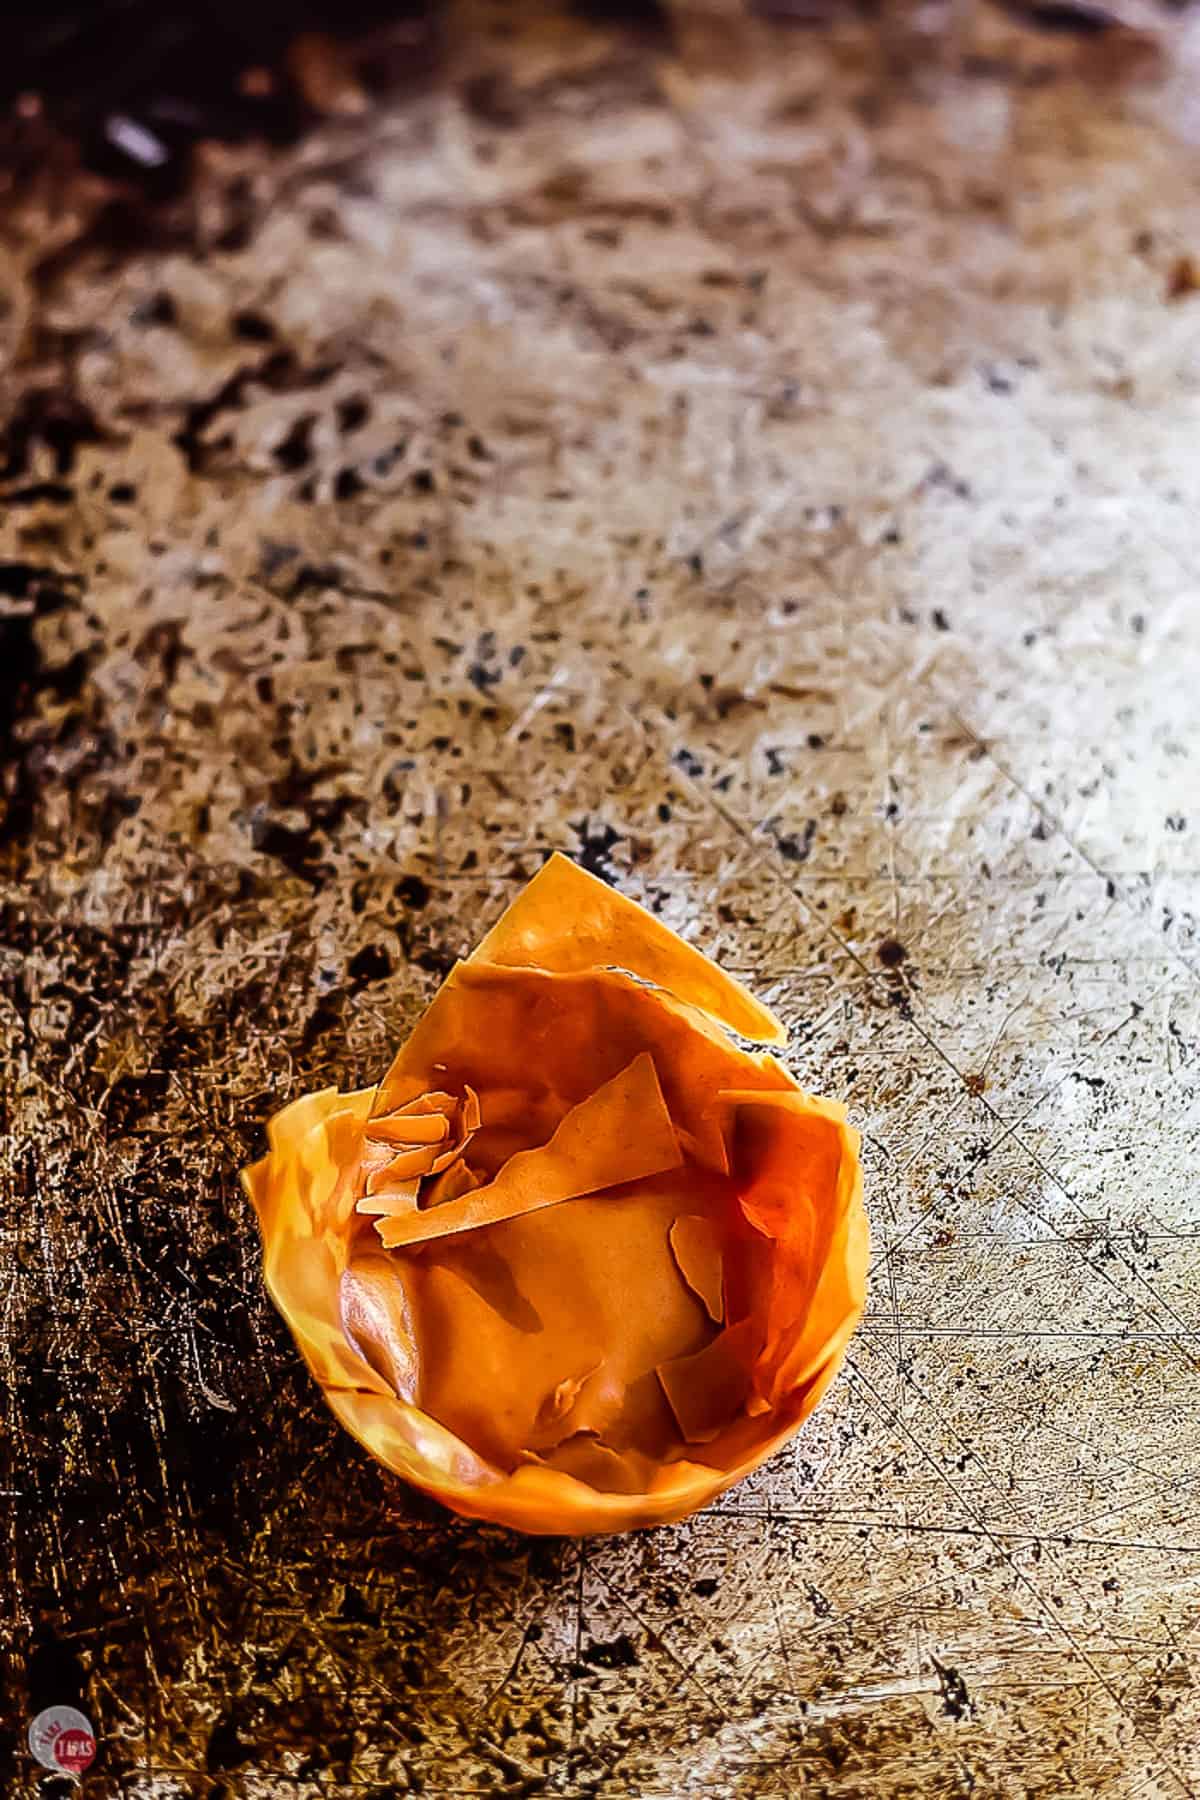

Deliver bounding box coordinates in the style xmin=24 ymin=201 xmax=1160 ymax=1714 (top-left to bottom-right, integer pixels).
xmin=2 ymin=2 xmax=1199 ymax=1794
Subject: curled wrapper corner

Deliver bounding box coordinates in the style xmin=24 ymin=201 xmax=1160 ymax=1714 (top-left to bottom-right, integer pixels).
xmin=242 ymin=855 xmax=867 ymax=1534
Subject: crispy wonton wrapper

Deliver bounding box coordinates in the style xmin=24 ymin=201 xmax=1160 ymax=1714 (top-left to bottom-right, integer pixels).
xmin=243 ymin=856 xmax=867 ymax=1534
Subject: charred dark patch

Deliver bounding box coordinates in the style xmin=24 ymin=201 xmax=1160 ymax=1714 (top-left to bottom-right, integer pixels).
xmin=347 ymin=941 xmax=393 ymax=987
xmin=571 ymin=819 xmax=623 ymax=882
xmin=1020 ymin=1 xmax=1113 ymax=33
xmin=273 ymin=414 xmax=316 ymax=472
xmin=173 ymin=351 xmax=335 ymax=474
xmin=578 ymin=1633 xmax=639 ymax=1671
xmin=0 ymin=389 xmax=105 ymax=481
xmin=3 ymin=480 xmax=74 ymax=506
xmin=395 ymin=873 xmax=431 ymax=910
xmin=336 ymin=395 xmax=370 ymax=434
xmin=251 ymin=794 xmax=362 ymax=886
xmin=0 ymin=570 xmax=99 ymax=863
xmin=932 ymin=1657 xmax=975 ymax=1721
xmin=775 ymin=818 xmax=817 ymax=864
xmin=334 ymin=465 xmax=366 ymax=501
xmin=231 ymin=310 xmax=276 ymax=344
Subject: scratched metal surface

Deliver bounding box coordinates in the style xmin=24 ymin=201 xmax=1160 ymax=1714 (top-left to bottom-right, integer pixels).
xmin=2 ymin=4 xmax=1200 ymax=1795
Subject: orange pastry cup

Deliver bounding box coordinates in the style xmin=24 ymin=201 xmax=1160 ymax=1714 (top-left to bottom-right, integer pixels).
xmin=243 ymin=856 xmax=867 ymax=1534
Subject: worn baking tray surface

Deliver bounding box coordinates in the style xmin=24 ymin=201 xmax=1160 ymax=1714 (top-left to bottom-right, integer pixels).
xmin=2 ymin=3 xmax=1199 ymax=1794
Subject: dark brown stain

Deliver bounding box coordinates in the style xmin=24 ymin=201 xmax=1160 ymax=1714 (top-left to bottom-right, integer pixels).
xmin=0 ymin=388 xmax=105 ymax=481
xmin=1166 ymin=254 xmax=1200 ymax=301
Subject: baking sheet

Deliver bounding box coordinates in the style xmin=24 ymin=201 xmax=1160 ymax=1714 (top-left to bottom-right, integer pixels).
xmin=2 ymin=3 xmax=1199 ymax=1793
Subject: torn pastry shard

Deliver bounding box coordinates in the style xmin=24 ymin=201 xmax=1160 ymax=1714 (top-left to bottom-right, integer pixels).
xmin=242 ymin=854 xmax=867 ymax=1534
xmin=668 ymin=1214 xmax=726 ymax=1324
